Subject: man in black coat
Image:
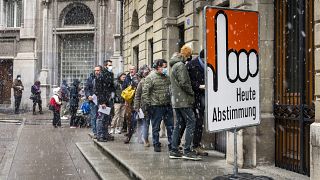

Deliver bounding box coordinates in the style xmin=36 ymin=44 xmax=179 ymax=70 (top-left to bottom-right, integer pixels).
xmin=186 ymin=49 xmax=208 ymax=156
xmin=69 ymin=79 xmax=80 ymax=128
xmin=94 ymin=62 xmax=115 ymax=142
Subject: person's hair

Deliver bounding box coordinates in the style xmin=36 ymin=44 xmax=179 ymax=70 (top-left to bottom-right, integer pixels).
xmin=152 ymin=59 xmax=167 ymax=69
xmin=117 ymin=72 xmax=126 ymax=80
xmin=129 ymin=65 xmax=136 ymax=71
xmin=95 ymin=65 xmax=103 ymax=70
xmin=200 ymin=49 xmax=204 ymax=59
xmin=103 ymin=60 xmax=112 ymax=66
xmin=35 ymin=81 xmax=40 ymax=85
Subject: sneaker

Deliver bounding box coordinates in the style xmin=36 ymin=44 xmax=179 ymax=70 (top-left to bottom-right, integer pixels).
xmin=97 ymin=138 xmax=108 ymax=142
xmin=39 ymin=111 xmax=43 ymax=114
xmin=194 ymin=147 xmax=209 ymax=156
xmin=154 ymin=144 xmax=161 ymax=152
xmin=182 ymin=151 xmax=202 ymax=161
xmin=70 ymin=126 xmax=77 ymax=129
xmin=124 ymin=137 xmax=130 ymax=144
xmin=115 ymin=128 xmax=122 ymax=134
xmin=144 ymin=139 xmax=150 ymax=147
xmin=107 ymin=134 xmax=115 ymax=141
xmin=110 ymin=128 xmax=115 ymax=134
xmin=169 ymin=151 xmax=183 ymax=159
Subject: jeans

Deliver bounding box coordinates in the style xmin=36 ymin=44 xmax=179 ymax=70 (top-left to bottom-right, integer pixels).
xmin=149 ymin=105 xmax=174 ymax=147
xmin=89 ymin=102 xmax=98 ymax=135
xmin=178 ymin=107 xmax=204 ymax=148
xmin=142 ymin=118 xmax=150 ymax=141
xmin=172 ymin=108 xmax=196 ymax=154
xmin=97 ymin=113 xmax=110 ymax=139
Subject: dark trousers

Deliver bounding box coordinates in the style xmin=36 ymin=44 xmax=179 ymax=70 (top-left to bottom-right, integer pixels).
xmin=53 ymin=110 xmax=61 ymax=127
xmin=14 ymin=96 xmax=22 ymax=113
xmin=149 ymin=105 xmax=174 ymax=148
xmin=179 ymin=107 xmax=204 ymax=148
xmin=172 ymin=108 xmax=196 ymax=154
xmin=33 ymin=99 xmax=42 ymax=113
xmin=69 ymin=106 xmax=78 ymax=126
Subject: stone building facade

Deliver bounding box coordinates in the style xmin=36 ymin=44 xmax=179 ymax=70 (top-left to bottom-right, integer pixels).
xmin=0 ymin=0 xmax=121 ymax=109
xmin=122 ymin=0 xmax=319 ymax=178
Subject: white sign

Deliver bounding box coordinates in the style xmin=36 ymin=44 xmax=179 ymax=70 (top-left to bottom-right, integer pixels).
xmin=205 ymin=7 xmax=260 ymax=132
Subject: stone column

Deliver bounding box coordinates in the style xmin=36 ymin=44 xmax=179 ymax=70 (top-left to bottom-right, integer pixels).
xmin=310 ymin=0 xmax=320 ymax=179
xmin=110 ymin=0 xmax=122 ymax=76
xmin=0 ymin=0 xmax=3 ymax=28
xmin=14 ymin=0 xmax=37 ymax=110
xmin=38 ymin=0 xmax=51 ymax=106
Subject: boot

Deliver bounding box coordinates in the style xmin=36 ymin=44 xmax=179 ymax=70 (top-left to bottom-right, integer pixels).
xmin=33 ymin=106 xmax=36 ymax=115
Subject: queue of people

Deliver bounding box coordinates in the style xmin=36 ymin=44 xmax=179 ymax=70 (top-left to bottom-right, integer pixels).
xmin=13 ymin=43 xmax=208 ymax=161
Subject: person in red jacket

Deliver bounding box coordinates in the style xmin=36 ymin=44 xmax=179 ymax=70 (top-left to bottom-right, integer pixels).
xmin=50 ymin=87 xmax=62 ymax=128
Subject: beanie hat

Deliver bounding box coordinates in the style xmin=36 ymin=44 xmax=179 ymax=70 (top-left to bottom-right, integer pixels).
xmin=180 ymin=44 xmax=192 ymax=58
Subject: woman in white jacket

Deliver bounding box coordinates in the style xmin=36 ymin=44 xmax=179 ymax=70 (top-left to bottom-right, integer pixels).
xmin=50 ymin=87 xmax=62 ymax=127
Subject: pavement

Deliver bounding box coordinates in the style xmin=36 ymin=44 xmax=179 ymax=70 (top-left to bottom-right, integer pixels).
xmin=0 ymin=110 xmax=311 ymax=180
xmin=0 ymin=110 xmax=99 ymax=180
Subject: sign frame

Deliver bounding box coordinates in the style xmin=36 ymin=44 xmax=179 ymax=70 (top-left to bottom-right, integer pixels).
xmin=203 ymin=6 xmax=261 ymax=133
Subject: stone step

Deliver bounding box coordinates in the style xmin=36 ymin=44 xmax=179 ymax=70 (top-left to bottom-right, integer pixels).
xmin=76 ymin=142 xmax=131 ymax=180
xmin=88 ymin=133 xmax=308 ymax=180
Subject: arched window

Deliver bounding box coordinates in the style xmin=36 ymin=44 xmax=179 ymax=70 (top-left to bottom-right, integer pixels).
xmin=63 ymin=4 xmax=94 ymax=26
xmin=145 ymin=0 xmax=153 ymax=23
xmin=131 ymin=10 xmax=139 ymax=32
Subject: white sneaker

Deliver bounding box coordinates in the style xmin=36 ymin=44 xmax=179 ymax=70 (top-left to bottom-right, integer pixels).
xmin=114 ymin=129 xmax=121 ymax=134
xmin=110 ymin=128 xmax=115 ymax=134
xmin=61 ymin=116 xmax=68 ymax=120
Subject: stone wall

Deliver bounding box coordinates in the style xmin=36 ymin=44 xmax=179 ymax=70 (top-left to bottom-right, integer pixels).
xmin=310 ymin=0 xmax=320 ymax=179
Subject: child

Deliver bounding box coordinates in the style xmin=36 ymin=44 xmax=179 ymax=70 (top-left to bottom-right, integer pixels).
xmin=50 ymin=87 xmax=62 ymax=128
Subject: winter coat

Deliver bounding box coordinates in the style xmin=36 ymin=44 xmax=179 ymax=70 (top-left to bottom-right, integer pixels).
xmin=169 ymin=53 xmax=194 ymax=108
xmin=94 ymin=71 xmax=115 ymax=106
xmin=84 ymin=73 xmax=95 ymax=98
xmin=122 ymin=73 xmax=139 ymax=90
xmin=69 ymin=80 xmax=80 ymax=107
xmin=186 ymin=56 xmax=205 ymax=109
xmin=12 ymin=79 xmax=24 ymax=97
xmin=114 ymin=79 xmax=125 ymax=104
xmin=31 ymin=84 xmax=41 ymax=102
xmin=51 ymin=87 xmax=62 ymax=111
xmin=142 ymin=70 xmax=171 ymax=106
xmin=133 ymin=78 xmax=146 ymax=110
xmin=60 ymin=81 xmax=70 ymax=102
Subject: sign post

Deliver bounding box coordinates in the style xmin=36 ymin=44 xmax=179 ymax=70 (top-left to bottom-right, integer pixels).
xmin=204 ymin=6 xmax=260 ymax=178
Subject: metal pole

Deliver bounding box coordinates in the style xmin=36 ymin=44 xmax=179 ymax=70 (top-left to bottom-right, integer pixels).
xmin=233 ymin=128 xmax=238 ymax=177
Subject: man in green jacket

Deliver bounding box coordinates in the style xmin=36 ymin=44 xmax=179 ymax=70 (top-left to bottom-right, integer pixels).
xmin=169 ymin=45 xmax=201 ymax=161
xmin=142 ymin=59 xmax=173 ymax=152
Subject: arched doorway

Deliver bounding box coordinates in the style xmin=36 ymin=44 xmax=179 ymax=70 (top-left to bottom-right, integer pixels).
xmin=58 ymin=3 xmax=95 ymax=86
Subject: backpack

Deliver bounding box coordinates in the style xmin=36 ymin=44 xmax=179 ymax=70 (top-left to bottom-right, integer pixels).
xmin=49 ymin=97 xmax=56 ymax=111
xmin=80 ymin=101 xmax=90 ymax=115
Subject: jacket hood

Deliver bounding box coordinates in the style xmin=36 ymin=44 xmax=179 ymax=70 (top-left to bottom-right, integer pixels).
xmin=53 ymin=87 xmax=60 ymax=95
xmin=169 ymin=53 xmax=184 ymax=67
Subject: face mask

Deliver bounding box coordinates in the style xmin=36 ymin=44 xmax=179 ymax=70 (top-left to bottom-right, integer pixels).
xmin=162 ymin=68 xmax=168 ymax=76
xmin=108 ymin=66 xmax=113 ymax=72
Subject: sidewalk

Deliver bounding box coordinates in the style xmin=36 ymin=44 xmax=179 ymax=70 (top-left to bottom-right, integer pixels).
xmin=79 ymin=133 xmax=309 ymax=180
